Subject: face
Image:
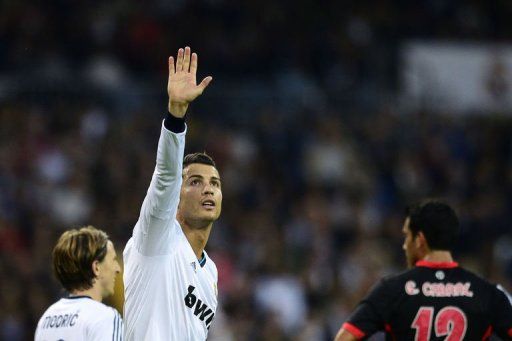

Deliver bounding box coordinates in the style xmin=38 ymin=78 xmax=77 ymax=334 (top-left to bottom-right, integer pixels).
xmin=96 ymin=241 xmax=121 ymax=298
xmin=179 ymin=163 xmax=222 ymax=228
xmin=402 ymin=218 xmax=420 ymax=268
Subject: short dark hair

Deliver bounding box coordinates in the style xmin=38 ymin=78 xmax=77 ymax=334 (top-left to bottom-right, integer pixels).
xmin=52 ymin=226 xmax=109 ymax=292
xmin=183 ymin=152 xmax=216 ymax=168
xmin=406 ymin=200 xmax=459 ymax=251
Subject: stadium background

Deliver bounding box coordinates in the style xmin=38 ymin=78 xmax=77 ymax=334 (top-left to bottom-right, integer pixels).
xmin=1 ymin=1 xmax=512 ymax=340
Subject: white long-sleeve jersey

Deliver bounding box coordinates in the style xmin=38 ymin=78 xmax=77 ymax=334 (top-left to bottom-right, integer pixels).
xmin=123 ymin=122 xmax=218 ymax=341
xmin=34 ymin=296 xmax=123 ymax=341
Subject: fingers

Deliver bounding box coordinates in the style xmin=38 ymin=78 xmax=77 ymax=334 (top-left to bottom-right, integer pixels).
xmin=183 ymin=46 xmax=191 ymax=72
xmin=190 ymin=53 xmax=198 ymax=75
xmin=168 ymin=56 xmax=175 ymax=75
xmin=174 ymin=47 xmax=193 ymax=72
xmin=176 ymin=48 xmax=184 ymax=72
xmin=198 ymin=76 xmax=213 ymax=93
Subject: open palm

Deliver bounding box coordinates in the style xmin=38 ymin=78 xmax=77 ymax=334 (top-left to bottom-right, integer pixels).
xmin=168 ymin=47 xmax=212 ymax=117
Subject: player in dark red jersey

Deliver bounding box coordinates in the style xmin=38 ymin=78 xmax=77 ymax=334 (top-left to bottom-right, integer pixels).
xmin=334 ymin=200 xmax=512 ymax=341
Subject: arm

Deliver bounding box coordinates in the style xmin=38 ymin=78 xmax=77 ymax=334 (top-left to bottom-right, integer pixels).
xmin=333 ymin=279 xmax=394 ymax=341
xmin=133 ymin=47 xmax=212 ymax=256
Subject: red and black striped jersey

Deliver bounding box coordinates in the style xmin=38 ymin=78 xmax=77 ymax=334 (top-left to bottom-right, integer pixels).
xmin=343 ymin=260 xmax=512 ymax=340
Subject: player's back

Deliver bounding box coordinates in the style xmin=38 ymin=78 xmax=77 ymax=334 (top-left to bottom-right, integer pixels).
xmin=381 ymin=261 xmax=512 ymax=340
xmin=34 ymin=296 xmax=123 ymax=341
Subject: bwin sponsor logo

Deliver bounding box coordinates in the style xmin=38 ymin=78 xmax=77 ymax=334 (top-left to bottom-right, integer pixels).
xmin=184 ymin=285 xmax=215 ymax=329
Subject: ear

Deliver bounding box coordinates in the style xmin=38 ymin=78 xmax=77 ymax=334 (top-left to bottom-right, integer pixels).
xmin=415 ymin=231 xmax=429 ymax=251
xmin=92 ymin=259 xmax=101 ymax=277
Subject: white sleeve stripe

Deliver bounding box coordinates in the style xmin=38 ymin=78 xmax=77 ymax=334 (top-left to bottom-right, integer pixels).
xmin=112 ymin=313 xmax=117 ymax=341
xmin=119 ymin=312 xmax=124 ymax=341
xmin=119 ymin=313 xmax=123 ymax=341
xmin=112 ymin=312 xmax=122 ymax=341
xmin=118 ymin=312 xmax=123 ymax=341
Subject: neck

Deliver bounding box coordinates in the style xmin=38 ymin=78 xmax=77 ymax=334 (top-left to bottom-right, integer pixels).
xmin=179 ymin=220 xmax=213 ymax=259
xmin=422 ymin=250 xmax=454 ymax=263
xmin=71 ymin=287 xmax=102 ymax=302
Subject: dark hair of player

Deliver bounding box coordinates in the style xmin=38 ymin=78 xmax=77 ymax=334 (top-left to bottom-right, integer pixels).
xmin=406 ymin=200 xmax=459 ymax=251
xmin=52 ymin=226 xmax=109 ymax=292
xmin=183 ymin=152 xmax=216 ymax=168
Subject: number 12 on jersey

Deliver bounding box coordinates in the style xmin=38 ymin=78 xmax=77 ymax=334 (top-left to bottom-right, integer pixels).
xmin=411 ymin=306 xmax=467 ymax=341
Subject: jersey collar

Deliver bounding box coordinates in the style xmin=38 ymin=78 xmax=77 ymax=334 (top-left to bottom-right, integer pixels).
xmin=199 ymin=252 xmax=207 ymax=267
xmin=415 ymin=260 xmax=459 ymax=268
xmin=179 ymin=228 xmax=208 ymax=269
xmin=66 ymin=295 xmax=93 ymax=300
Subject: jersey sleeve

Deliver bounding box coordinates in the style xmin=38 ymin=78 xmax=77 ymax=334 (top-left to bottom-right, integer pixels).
xmin=491 ymin=285 xmax=512 ymax=340
xmin=131 ymin=120 xmax=186 ymax=256
xmin=343 ymin=278 xmax=396 ymax=339
xmin=88 ymin=310 xmax=123 ymax=341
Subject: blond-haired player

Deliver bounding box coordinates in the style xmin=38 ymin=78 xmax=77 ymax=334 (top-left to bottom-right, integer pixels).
xmin=35 ymin=226 xmax=123 ymax=341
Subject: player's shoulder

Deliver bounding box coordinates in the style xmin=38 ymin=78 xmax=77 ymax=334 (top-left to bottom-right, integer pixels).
xmin=89 ymin=299 xmax=120 ymax=316
xmin=380 ymin=267 xmax=417 ymax=285
xmin=69 ymin=297 xmax=120 ymax=320
xmin=40 ymin=296 xmax=86 ymax=314
xmin=43 ymin=298 xmax=66 ymax=311
xmin=496 ymin=284 xmax=512 ymax=304
xmin=37 ymin=298 xmax=64 ymax=321
xmin=374 ymin=266 xmax=434 ymax=291
xmin=455 ymin=266 xmax=502 ymax=289
xmin=79 ymin=300 xmax=123 ymax=339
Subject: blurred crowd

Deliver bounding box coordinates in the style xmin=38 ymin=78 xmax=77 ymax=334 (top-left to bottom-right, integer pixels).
xmin=2 ymin=0 xmax=512 ymax=340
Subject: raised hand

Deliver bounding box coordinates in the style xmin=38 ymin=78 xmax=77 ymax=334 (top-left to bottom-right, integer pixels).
xmin=168 ymin=46 xmax=213 ymax=118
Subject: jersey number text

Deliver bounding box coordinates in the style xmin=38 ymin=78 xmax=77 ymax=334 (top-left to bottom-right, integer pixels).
xmin=411 ymin=306 xmax=467 ymax=341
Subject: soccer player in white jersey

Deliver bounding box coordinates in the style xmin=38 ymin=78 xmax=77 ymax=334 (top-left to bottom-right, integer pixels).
xmin=35 ymin=226 xmax=123 ymax=341
xmin=123 ymin=46 xmax=220 ymax=341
